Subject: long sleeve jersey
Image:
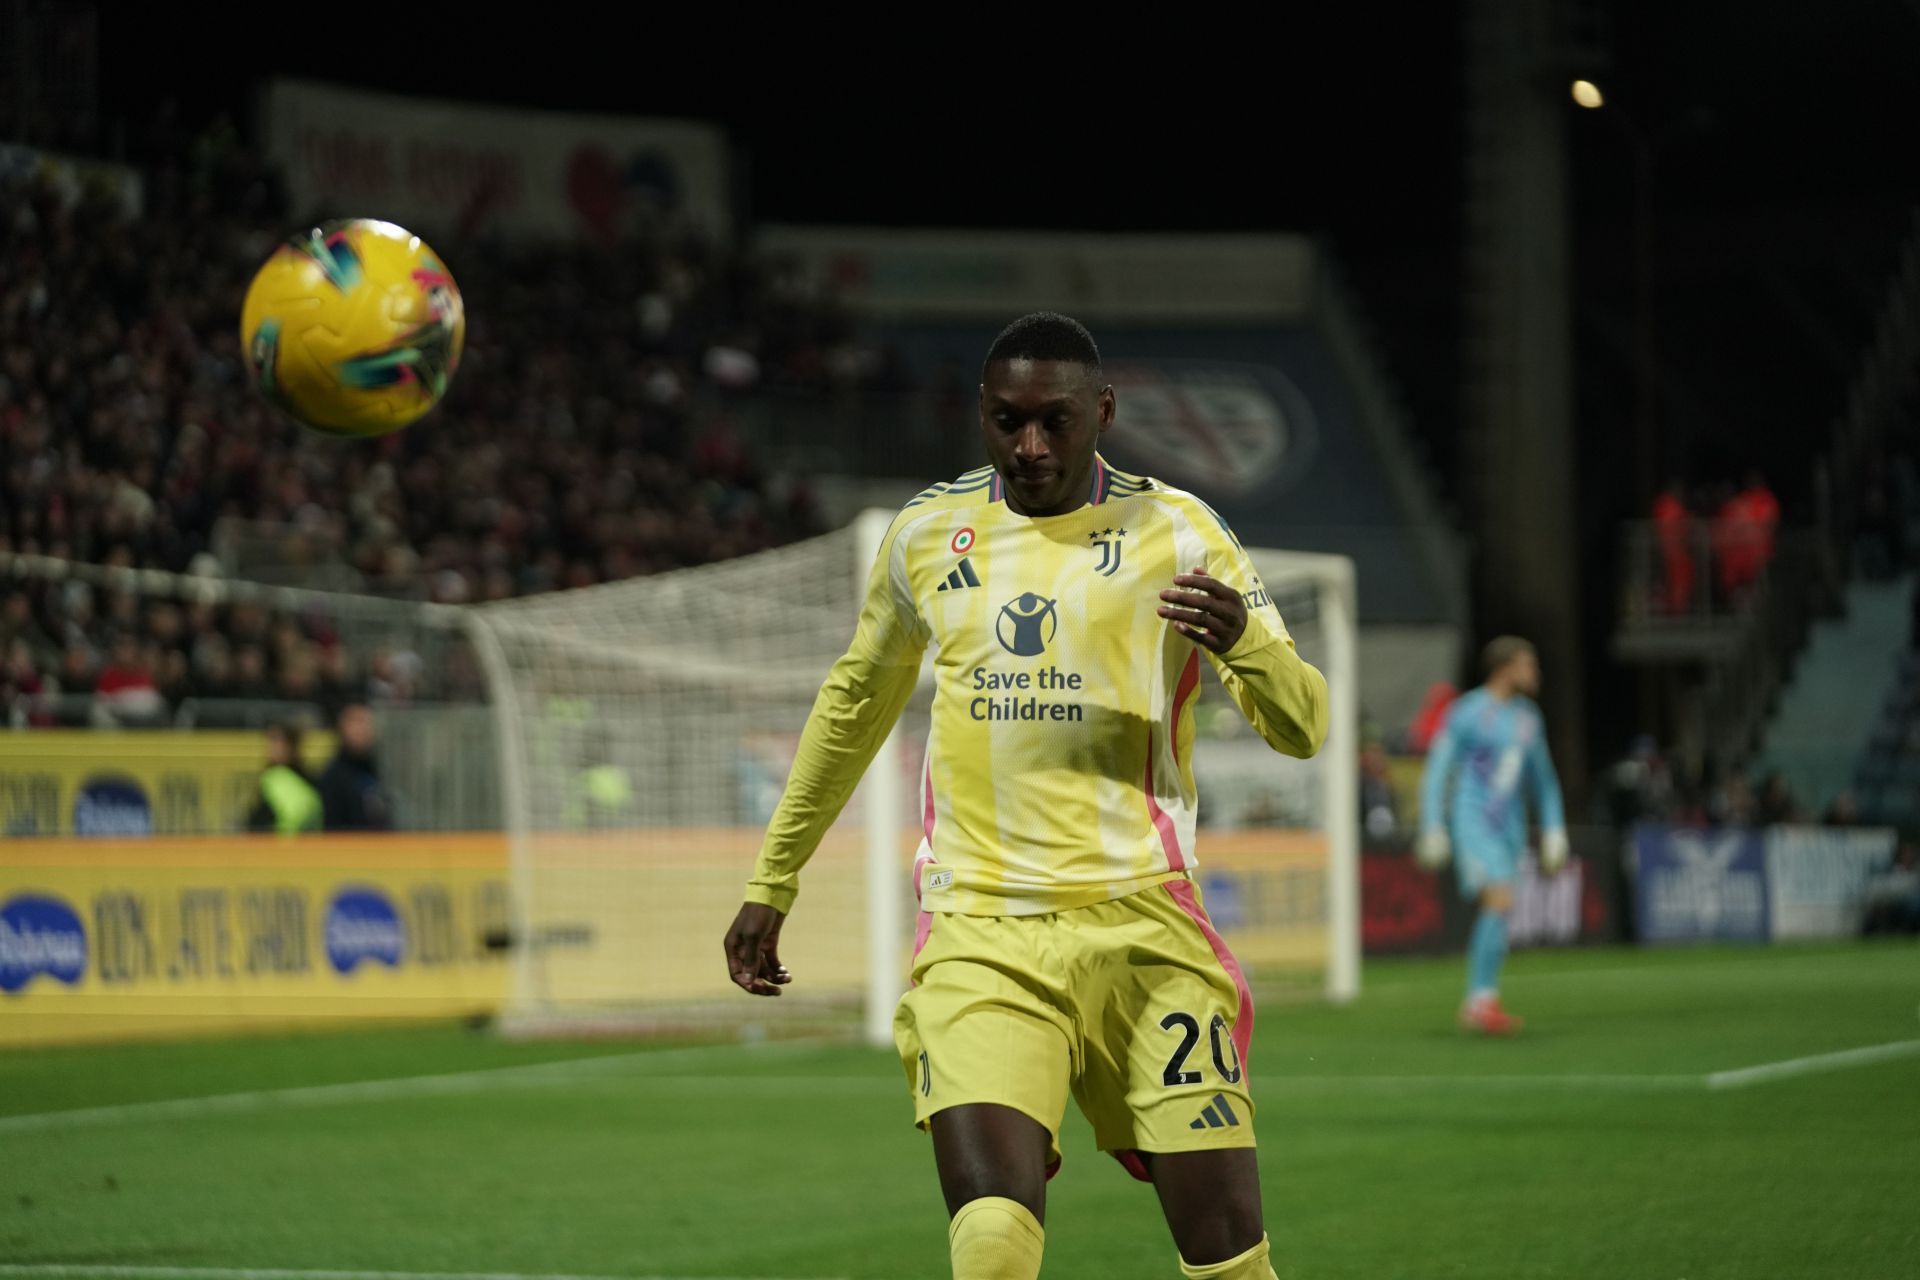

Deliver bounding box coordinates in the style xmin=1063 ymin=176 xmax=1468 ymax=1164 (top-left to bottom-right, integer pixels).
xmin=746 ymin=456 xmax=1329 ymax=917
xmin=1418 ymin=687 xmax=1566 ymax=850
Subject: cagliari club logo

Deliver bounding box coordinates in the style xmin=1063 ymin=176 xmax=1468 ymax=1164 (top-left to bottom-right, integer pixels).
xmin=1102 ymin=360 xmax=1314 ymax=499
xmin=996 ymin=593 xmax=1059 ymax=657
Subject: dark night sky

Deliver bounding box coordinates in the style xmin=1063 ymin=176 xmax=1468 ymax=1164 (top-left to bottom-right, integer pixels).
xmin=97 ymin=2 xmax=1917 ymax=246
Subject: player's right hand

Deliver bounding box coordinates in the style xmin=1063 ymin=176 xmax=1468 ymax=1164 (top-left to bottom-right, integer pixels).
xmin=724 ymin=901 xmax=791 ymax=997
xmin=1415 ymin=828 xmax=1451 ymax=871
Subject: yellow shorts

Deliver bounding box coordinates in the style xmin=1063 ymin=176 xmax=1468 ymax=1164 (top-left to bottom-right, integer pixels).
xmin=892 ymin=877 xmax=1255 ymax=1181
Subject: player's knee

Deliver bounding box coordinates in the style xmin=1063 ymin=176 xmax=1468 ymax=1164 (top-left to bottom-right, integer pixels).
xmin=931 ymin=1104 xmax=1053 ymax=1221
xmin=940 ymin=1164 xmax=1045 ymax=1222
xmin=1178 ymin=1187 xmax=1264 ymax=1265
xmin=1482 ymin=883 xmax=1514 ymax=913
xmin=1154 ymin=1149 xmax=1264 ymax=1265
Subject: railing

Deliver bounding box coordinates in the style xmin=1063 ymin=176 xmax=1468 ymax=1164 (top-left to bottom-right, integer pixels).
xmin=1615 ymin=522 xmax=1828 ymax=770
xmin=6 ymin=692 xmax=329 ymax=731
xmin=1619 ymin=519 xmax=1796 ymax=632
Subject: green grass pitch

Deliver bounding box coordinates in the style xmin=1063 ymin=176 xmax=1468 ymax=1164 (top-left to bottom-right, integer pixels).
xmin=3 ymin=942 xmax=1917 ymax=1279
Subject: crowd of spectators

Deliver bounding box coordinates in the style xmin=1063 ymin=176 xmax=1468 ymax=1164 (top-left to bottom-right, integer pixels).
xmin=1 ymin=130 xmax=909 ymax=725
xmin=0 ymin=579 xmax=468 ymax=727
xmin=1598 ymin=734 xmax=1878 ymax=830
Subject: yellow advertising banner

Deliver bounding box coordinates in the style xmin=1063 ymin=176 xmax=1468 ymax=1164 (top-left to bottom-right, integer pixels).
xmin=0 ymin=834 xmax=510 ymax=1046
xmin=1187 ymin=830 xmax=1330 ymax=971
xmin=0 ymin=731 xmax=333 ymax=837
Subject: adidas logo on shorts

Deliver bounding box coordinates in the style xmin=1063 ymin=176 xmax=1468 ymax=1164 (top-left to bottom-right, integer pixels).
xmin=1188 ymin=1092 xmax=1242 ymax=1130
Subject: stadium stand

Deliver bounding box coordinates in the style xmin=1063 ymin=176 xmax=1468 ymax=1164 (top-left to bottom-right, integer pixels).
xmin=0 ymin=144 xmax=909 ymax=725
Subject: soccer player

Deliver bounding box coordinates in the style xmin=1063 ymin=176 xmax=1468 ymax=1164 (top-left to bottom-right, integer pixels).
xmin=1415 ymin=636 xmax=1568 ymax=1034
xmin=723 ymin=312 xmax=1328 ymax=1280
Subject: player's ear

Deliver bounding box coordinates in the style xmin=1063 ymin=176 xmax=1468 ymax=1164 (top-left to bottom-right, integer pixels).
xmin=1096 ymin=384 xmax=1115 ymax=432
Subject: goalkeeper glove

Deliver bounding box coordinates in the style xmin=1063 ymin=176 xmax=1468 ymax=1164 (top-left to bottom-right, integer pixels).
xmin=1540 ymin=829 xmax=1570 ymax=874
xmin=1415 ymin=828 xmax=1451 ymax=870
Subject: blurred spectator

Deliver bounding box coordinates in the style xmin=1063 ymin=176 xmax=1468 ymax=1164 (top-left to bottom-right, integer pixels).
xmin=318 ymin=703 xmax=393 ymax=831
xmin=245 ymin=721 xmax=322 ymax=834
xmin=233 ymin=645 xmax=274 ymax=700
xmin=1 ymin=639 xmax=53 ymax=726
xmin=1862 ymin=839 xmax=1920 ymax=934
xmin=1756 ymin=771 xmax=1804 ymax=826
xmin=1714 ymin=771 xmax=1756 ymax=827
xmin=1359 ymin=739 xmax=1400 ymax=838
xmin=1651 ymin=481 xmax=1696 ymax=615
xmin=93 ymin=632 xmax=164 ymax=724
xmin=1711 ymin=471 xmax=1779 ymax=603
xmin=1606 ymin=735 xmax=1676 ymax=826
xmin=1822 ymin=790 xmax=1861 ymax=828
xmin=1407 ymin=681 xmax=1457 ymax=754
xmin=1 ymin=593 xmax=60 ymax=667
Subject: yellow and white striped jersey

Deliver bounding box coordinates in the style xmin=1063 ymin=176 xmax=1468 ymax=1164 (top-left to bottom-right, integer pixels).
xmin=746 ymin=455 xmax=1329 ymax=917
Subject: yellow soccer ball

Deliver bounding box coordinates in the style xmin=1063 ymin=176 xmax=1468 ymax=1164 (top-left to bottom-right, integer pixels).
xmin=240 ymin=219 xmax=465 ymax=437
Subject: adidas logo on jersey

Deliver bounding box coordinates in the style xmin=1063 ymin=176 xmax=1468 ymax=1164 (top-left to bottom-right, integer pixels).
xmin=1188 ymin=1092 xmax=1242 ymax=1130
xmin=936 ymin=558 xmax=982 ymax=592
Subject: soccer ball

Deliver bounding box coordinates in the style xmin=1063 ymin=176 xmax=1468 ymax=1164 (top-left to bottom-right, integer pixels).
xmin=240 ymin=219 xmax=465 ymax=437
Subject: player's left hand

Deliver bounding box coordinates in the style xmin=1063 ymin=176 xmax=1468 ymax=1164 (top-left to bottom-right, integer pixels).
xmin=1540 ymin=829 xmax=1571 ymax=875
xmin=1158 ymin=566 xmax=1247 ymax=655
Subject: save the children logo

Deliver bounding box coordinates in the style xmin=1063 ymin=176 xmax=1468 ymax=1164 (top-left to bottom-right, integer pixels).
xmin=995 ymin=593 xmax=1059 ymax=657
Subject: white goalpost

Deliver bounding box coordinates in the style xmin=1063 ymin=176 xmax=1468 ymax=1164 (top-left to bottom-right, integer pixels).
xmin=471 ymin=510 xmax=1359 ymax=1043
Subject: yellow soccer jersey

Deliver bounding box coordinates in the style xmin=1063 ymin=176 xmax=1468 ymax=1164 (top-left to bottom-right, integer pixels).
xmin=746 ymin=455 xmax=1329 ymax=917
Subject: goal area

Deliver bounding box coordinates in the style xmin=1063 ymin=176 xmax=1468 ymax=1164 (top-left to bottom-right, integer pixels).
xmin=468 ymin=510 xmax=1359 ymax=1044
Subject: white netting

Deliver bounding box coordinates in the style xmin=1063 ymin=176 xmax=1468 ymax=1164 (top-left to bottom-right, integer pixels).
xmin=472 ymin=519 xmax=926 ymax=1034
xmin=472 ymin=520 xmax=1356 ymax=1037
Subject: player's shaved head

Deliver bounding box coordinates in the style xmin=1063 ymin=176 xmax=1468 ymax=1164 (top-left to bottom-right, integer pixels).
xmin=983 ymin=312 xmax=1102 ymax=383
xmin=979 ymin=314 xmax=1114 ymax=517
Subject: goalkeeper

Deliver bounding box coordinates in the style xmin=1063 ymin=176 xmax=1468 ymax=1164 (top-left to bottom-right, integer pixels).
xmin=1415 ymin=636 xmax=1568 ymax=1035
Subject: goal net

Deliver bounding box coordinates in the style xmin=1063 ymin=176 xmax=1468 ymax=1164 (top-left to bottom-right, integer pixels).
xmin=471 ymin=511 xmax=1357 ymax=1043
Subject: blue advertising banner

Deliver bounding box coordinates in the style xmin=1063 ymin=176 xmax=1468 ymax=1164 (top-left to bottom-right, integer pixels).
xmin=1632 ymin=825 xmax=1771 ymax=943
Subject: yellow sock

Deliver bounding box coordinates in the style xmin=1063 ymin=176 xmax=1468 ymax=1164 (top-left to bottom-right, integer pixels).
xmin=948 ymin=1195 xmax=1044 ymax=1280
xmin=1180 ymin=1232 xmax=1278 ymax=1279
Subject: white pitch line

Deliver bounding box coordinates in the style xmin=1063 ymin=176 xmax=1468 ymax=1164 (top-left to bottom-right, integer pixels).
xmin=0 ymin=1268 xmax=845 ymax=1280
xmin=9 ymin=1035 xmax=1916 ymax=1138
xmin=1705 ymin=1038 xmax=1920 ymax=1090
xmin=0 ymin=1040 xmax=829 ymax=1136
xmin=1279 ymin=1073 xmax=1698 ymax=1090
